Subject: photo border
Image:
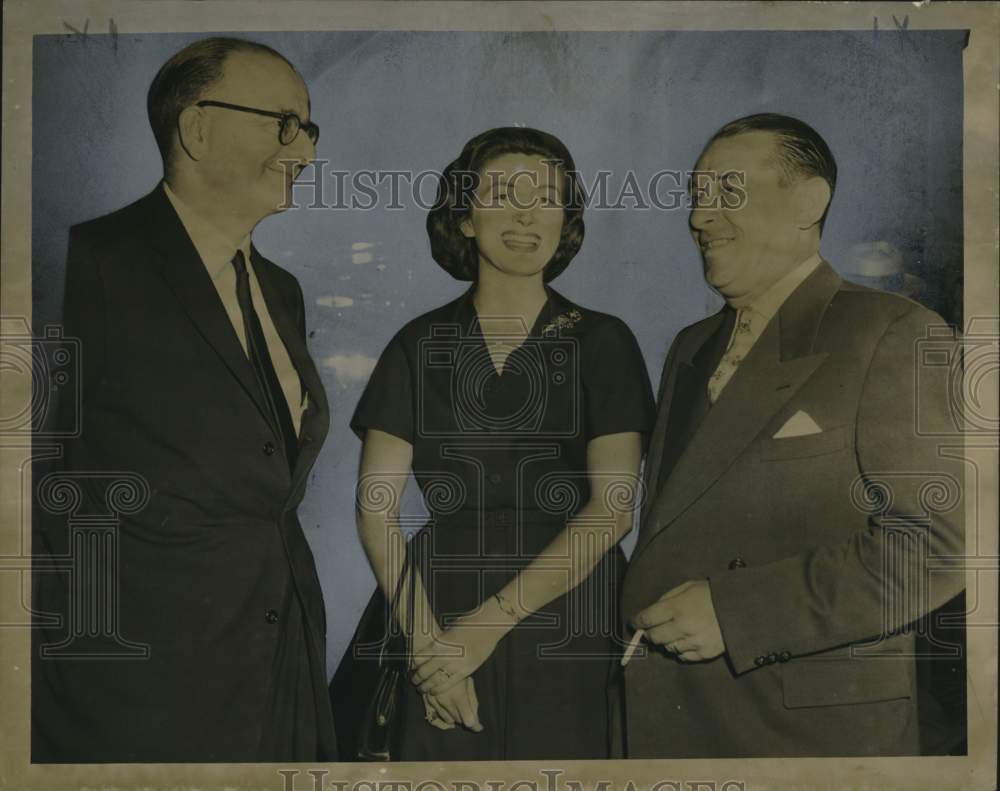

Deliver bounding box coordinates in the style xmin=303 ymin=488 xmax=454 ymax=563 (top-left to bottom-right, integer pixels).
xmin=2 ymin=2 xmax=996 ymax=789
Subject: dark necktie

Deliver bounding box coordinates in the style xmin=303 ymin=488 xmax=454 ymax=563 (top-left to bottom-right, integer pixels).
xmin=231 ymin=250 xmax=298 ymax=471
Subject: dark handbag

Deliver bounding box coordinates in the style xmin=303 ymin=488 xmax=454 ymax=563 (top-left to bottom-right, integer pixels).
xmin=354 ymin=538 xmax=417 ymax=761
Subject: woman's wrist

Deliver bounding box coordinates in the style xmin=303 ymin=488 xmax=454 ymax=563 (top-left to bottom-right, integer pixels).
xmin=464 ymin=591 xmax=528 ymax=636
xmin=410 ymin=617 xmax=443 ymax=653
xmin=493 ymin=591 xmax=526 ymax=627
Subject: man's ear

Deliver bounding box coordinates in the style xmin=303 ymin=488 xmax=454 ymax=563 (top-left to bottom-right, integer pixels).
xmin=794 ymin=176 xmax=831 ymax=230
xmin=459 ymin=216 xmax=476 ymax=239
xmin=176 ymin=106 xmax=209 ymax=162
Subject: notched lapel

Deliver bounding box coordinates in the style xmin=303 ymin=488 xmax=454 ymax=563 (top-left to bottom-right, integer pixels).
xmin=147 ymin=186 xmax=274 ymax=427
xmin=642 ymin=311 xmax=728 ymax=516
xmin=633 ymin=261 xmax=842 ymax=561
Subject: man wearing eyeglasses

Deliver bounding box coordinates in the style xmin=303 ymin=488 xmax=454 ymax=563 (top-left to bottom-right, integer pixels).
xmin=33 ymin=37 xmax=335 ymax=763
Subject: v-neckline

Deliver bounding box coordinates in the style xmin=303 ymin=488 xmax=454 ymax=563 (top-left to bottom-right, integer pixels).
xmin=470 ymin=292 xmax=552 ymax=377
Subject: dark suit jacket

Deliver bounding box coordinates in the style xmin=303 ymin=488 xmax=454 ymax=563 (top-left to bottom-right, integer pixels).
xmin=618 ymin=261 xmax=964 ymax=758
xmin=32 ymin=185 xmax=336 ymax=762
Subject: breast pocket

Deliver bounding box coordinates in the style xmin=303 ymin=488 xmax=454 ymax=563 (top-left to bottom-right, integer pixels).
xmin=758 ymin=425 xmax=848 ymax=462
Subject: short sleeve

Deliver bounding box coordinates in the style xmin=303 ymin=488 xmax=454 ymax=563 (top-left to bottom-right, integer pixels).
xmin=349 ymin=331 xmax=414 ymax=444
xmin=581 ymin=317 xmax=656 ymax=439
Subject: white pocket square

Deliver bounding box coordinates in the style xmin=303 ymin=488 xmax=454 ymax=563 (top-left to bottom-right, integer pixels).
xmin=773 ymin=410 xmax=823 ymax=439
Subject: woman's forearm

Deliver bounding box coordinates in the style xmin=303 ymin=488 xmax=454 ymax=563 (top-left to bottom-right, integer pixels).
xmin=357 ymin=512 xmax=440 ymax=651
xmin=455 ymin=434 xmax=643 ymax=644
xmin=407 ymin=435 xmax=643 ymax=695
xmin=464 ymin=495 xmax=635 ymax=638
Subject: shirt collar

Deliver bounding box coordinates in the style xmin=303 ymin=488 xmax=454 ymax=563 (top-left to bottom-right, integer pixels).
xmin=741 ymin=253 xmax=822 ymax=321
xmin=163 ymin=181 xmax=252 ymax=280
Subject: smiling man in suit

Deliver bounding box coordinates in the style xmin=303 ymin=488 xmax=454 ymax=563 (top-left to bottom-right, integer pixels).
xmin=33 ymin=37 xmax=335 ymax=762
xmin=619 ymin=114 xmax=964 ymax=757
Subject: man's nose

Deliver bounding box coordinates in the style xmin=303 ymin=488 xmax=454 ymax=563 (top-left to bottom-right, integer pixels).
xmin=285 ymin=130 xmax=316 ymax=168
xmin=689 ymin=205 xmax=716 ymax=231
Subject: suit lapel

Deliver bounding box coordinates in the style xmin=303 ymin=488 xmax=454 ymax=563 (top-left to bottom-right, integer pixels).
xmin=633 ymin=260 xmax=842 ymax=561
xmin=252 ymin=248 xmax=330 ymax=488
xmin=641 ymin=312 xmax=727 ymax=516
xmin=146 ymin=185 xmax=274 ymax=428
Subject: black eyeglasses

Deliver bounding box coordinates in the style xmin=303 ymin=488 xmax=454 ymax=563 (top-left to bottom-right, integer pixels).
xmin=196 ymin=100 xmax=320 ymax=146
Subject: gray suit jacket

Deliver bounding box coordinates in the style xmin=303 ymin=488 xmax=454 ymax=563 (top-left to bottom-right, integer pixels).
xmin=618 ymin=261 xmax=964 ymax=757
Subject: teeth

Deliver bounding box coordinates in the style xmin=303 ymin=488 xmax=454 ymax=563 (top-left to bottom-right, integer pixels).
xmin=503 ymin=237 xmax=539 ymax=250
xmin=703 ymin=238 xmax=732 ymax=250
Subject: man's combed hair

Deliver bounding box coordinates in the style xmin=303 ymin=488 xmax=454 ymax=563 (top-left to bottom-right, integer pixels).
xmin=147 ymin=37 xmax=294 ymax=172
xmin=712 ymin=113 xmax=838 ymax=229
xmin=426 ymin=127 xmax=586 ymax=282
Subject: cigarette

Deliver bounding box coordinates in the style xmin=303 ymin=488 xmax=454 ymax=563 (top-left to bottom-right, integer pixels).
xmin=621 ymin=628 xmax=645 ymax=667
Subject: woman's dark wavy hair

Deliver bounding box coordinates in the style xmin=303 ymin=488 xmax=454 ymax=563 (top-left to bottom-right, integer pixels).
xmin=426 ymin=127 xmax=586 ymax=282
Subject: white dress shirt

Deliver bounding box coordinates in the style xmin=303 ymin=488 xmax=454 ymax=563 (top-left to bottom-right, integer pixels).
xmin=163 ymin=182 xmax=305 ymax=434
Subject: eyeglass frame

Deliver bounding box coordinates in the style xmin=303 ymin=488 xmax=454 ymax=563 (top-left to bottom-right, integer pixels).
xmin=195 ymin=100 xmax=320 ymax=146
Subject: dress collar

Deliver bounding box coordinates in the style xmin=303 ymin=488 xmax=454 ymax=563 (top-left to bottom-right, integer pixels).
xmin=453 ymin=283 xmax=579 ymax=338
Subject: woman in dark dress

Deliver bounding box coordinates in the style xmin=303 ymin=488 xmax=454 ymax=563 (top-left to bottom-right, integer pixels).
xmin=341 ymin=127 xmax=655 ymax=760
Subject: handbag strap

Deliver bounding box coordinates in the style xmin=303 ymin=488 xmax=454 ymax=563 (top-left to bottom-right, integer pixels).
xmin=386 ymin=537 xmax=410 ymax=622
xmin=403 ymin=533 xmax=417 ymax=665
xmin=380 ymin=535 xmax=416 ymax=665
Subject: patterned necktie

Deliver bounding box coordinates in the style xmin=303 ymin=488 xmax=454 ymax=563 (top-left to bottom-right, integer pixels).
xmin=707 ymin=307 xmax=765 ymax=404
xmin=231 ymin=251 xmax=298 ymax=471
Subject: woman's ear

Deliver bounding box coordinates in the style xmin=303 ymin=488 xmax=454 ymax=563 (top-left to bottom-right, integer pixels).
xmin=459 ymin=216 xmax=476 ymax=239
xmin=794 ymin=176 xmax=832 ymax=230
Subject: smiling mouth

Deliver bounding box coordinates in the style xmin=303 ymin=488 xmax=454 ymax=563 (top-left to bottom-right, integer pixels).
xmin=269 ymin=165 xmax=300 ymax=182
xmin=700 ymin=237 xmax=734 ymax=252
xmin=502 ymin=233 xmax=541 ymax=252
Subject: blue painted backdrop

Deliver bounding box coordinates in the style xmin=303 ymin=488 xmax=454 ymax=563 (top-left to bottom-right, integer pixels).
xmin=33 ymin=29 xmax=966 ymax=675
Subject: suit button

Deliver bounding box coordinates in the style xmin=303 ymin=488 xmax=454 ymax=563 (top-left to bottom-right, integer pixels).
xmin=754 ymin=655 xmax=766 ymax=666
xmin=488 ymin=473 xmax=502 ymax=485
xmin=263 ymin=441 xmax=276 ymax=456
xmin=728 ymin=556 xmax=747 ymax=570
xmin=778 ymin=651 xmax=791 ymax=662
xmin=265 ymin=609 xmax=279 ymax=624
xmin=766 ymin=652 xmax=778 ymax=664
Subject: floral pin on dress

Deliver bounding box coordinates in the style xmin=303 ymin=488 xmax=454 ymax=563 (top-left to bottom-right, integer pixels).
xmin=542 ymin=308 xmax=583 ymax=335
